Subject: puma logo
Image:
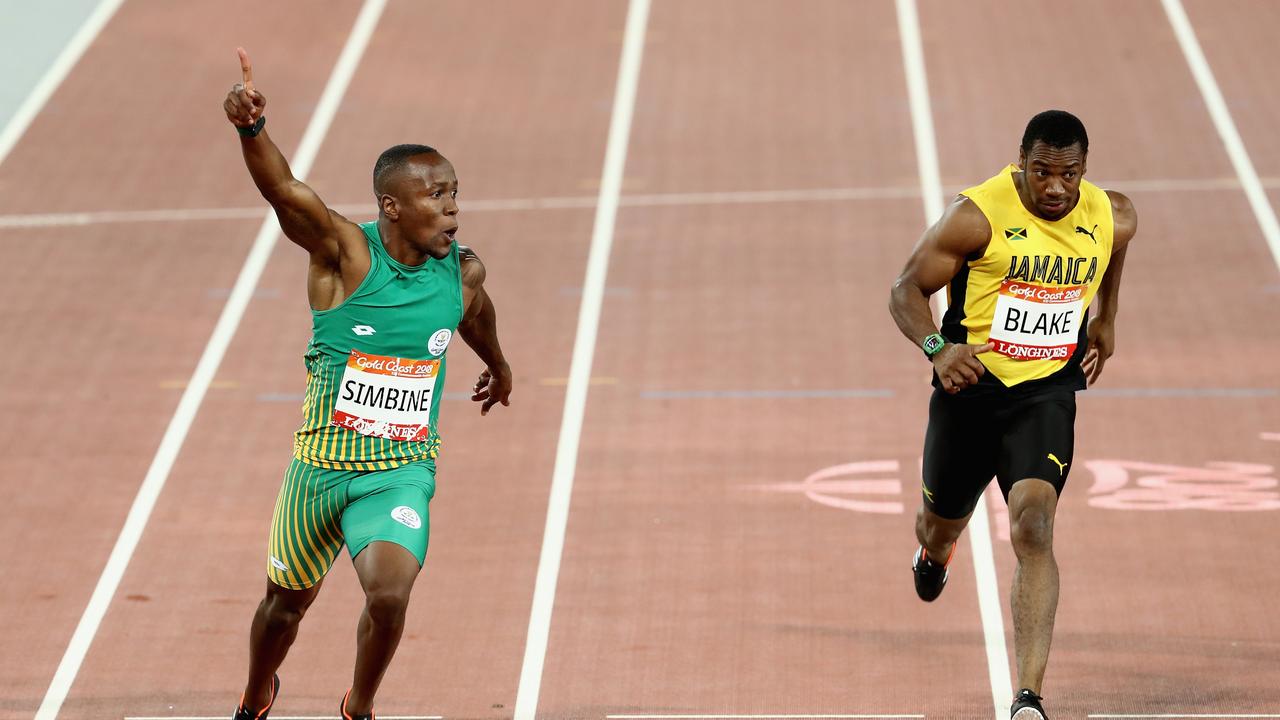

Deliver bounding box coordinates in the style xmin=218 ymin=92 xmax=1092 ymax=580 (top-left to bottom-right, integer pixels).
xmin=1047 ymin=453 xmax=1069 ymax=477
xmin=1074 ymin=224 xmax=1098 ymax=244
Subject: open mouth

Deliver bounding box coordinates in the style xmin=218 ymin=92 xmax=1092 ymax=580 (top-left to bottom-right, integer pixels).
xmin=444 ymin=227 xmax=458 ymax=239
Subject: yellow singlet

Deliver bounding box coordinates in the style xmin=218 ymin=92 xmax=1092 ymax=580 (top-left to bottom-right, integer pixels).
xmin=943 ymin=164 xmax=1113 ymax=388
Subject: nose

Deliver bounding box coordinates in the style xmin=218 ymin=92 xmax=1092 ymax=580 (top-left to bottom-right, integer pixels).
xmin=444 ymin=196 xmax=459 ymax=215
xmin=1046 ymin=177 xmax=1065 ymax=196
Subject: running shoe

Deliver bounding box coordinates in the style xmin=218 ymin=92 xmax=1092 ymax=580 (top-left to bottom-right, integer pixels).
xmin=1011 ymin=688 xmax=1048 ymax=719
xmin=340 ymin=689 xmax=375 ymax=720
xmin=232 ymin=674 xmax=279 ymax=720
xmin=912 ymin=544 xmax=953 ymax=602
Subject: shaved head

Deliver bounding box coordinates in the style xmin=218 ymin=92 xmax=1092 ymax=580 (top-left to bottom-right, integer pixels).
xmin=373 ymin=143 xmax=439 ymax=197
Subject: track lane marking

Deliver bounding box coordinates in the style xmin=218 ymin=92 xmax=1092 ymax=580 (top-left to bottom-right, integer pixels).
xmin=1161 ymin=0 xmax=1280 ymax=273
xmin=606 ymin=715 xmax=925 ymax=719
xmin=894 ymin=0 xmax=1012 ymax=716
xmin=6 ymin=177 xmax=1280 ymax=229
xmin=0 ymin=0 xmax=126 ymax=171
xmin=511 ymin=0 xmax=651 ymax=718
xmin=32 ymin=1 xmax=389 ymax=717
xmin=125 ymin=716 xmax=442 ymax=720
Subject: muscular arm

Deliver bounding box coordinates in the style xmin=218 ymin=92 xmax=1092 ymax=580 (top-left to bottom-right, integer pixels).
xmin=1094 ymin=190 xmax=1137 ymax=322
xmin=224 ymin=49 xmax=367 ymax=310
xmin=237 ymin=128 xmax=341 ymax=260
xmin=889 ymin=197 xmax=994 ymax=393
xmin=1082 ymin=190 xmax=1138 ymax=383
xmin=457 ymin=246 xmax=512 ymax=415
xmin=224 ymin=49 xmax=344 ymax=260
xmin=890 ymin=197 xmax=992 ymax=343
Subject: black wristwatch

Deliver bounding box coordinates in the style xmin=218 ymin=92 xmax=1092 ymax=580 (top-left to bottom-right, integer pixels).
xmin=237 ymin=115 xmax=266 ymax=138
xmin=921 ymin=333 xmax=946 ymax=359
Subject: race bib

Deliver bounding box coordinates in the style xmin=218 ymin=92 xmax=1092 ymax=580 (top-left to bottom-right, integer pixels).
xmin=988 ymin=280 xmax=1086 ymax=361
xmin=331 ymin=349 xmax=439 ymax=441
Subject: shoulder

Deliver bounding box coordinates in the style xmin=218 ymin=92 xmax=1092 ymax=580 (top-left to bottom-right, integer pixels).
xmin=328 ymin=209 xmax=371 ymax=247
xmin=458 ymin=244 xmax=486 ymax=288
xmin=1104 ymin=189 xmax=1137 ymax=247
xmin=932 ymin=195 xmax=992 ymax=255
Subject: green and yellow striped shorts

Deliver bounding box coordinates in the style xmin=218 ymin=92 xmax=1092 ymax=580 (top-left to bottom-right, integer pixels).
xmin=266 ymin=457 xmax=436 ymax=589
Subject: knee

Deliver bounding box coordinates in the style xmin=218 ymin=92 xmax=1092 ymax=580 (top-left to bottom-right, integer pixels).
xmin=364 ymin=586 xmax=411 ymax=628
xmin=1010 ymin=505 xmax=1054 ymax=556
xmin=260 ymin=592 xmax=310 ymax=631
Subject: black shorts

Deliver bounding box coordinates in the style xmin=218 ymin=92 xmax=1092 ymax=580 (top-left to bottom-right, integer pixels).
xmin=921 ymin=384 xmax=1077 ymax=520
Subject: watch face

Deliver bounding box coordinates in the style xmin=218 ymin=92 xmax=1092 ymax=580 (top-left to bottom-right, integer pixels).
xmin=923 ymin=335 xmax=944 ymax=355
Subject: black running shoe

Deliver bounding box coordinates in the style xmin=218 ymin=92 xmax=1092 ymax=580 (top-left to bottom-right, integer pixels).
xmin=912 ymin=544 xmax=953 ymax=602
xmin=340 ymin=689 xmax=374 ymax=720
xmin=1011 ymin=688 xmax=1048 ymax=719
xmin=232 ymin=674 xmax=279 ymax=720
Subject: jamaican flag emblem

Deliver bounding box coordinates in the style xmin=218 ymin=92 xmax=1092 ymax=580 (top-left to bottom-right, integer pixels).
xmin=1004 ymin=227 xmax=1027 ymax=240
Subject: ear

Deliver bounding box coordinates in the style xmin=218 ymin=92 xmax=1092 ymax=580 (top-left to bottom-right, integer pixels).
xmin=1017 ymin=146 xmax=1026 ymax=171
xmin=379 ymin=194 xmax=399 ymax=220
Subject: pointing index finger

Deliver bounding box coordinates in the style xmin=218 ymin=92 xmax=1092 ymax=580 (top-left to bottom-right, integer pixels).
xmin=237 ymin=47 xmax=254 ymax=91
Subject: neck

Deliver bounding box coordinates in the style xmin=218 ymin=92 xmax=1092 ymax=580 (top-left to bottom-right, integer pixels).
xmin=377 ymin=217 xmax=430 ymax=266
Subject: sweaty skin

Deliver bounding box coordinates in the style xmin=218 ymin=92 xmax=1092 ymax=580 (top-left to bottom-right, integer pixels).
xmin=889 ymin=138 xmax=1137 ymax=696
xmin=224 ymin=48 xmax=511 ymax=717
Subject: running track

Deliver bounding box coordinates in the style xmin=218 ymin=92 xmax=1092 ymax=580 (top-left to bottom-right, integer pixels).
xmin=0 ymin=1 xmax=1277 ymax=719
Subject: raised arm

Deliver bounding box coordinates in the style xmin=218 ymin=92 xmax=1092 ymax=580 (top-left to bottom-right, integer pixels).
xmin=889 ymin=196 xmax=994 ymax=393
xmin=224 ymin=48 xmax=346 ymax=264
xmin=1082 ymin=190 xmax=1138 ymax=384
xmin=457 ymin=247 xmax=512 ymax=415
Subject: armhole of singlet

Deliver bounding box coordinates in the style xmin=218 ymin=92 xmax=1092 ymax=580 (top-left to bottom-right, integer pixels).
xmin=311 ymin=226 xmax=383 ymax=317
xmin=452 ymin=242 xmax=466 ymax=322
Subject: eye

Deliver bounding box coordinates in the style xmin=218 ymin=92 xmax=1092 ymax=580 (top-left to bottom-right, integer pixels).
xmin=1064 ymin=172 xmax=1076 ymax=179
xmin=451 ymin=189 xmax=459 ymax=198
xmin=432 ymin=191 xmax=443 ymax=199
xmin=1036 ymin=170 xmax=1049 ymax=177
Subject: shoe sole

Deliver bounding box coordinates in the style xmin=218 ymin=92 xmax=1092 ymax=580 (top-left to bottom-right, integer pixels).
xmin=1011 ymin=708 xmax=1046 ymax=720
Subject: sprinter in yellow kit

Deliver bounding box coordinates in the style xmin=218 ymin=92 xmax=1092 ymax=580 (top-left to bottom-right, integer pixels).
xmin=889 ymin=111 xmax=1137 ymax=719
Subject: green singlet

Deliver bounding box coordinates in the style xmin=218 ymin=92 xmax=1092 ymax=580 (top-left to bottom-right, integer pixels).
xmin=266 ymin=222 xmax=464 ymax=589
xmin=293 ymin=222 xmax=463 ymax=471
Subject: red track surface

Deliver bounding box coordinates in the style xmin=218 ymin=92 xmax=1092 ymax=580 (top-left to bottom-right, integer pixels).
xmin=0 ymin=1 xmax=1276 ymax=719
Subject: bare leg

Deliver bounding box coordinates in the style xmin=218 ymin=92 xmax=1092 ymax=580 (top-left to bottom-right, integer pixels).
xmin=344 ymin=541 xmax=423 ymax=716
xmin=1007 ymin=479 xmax=1059 ymax=694
xmin=242 ymin=580 xmax=323 ymax=710
xmin=915 ymin=503 xmax=972 ymax=561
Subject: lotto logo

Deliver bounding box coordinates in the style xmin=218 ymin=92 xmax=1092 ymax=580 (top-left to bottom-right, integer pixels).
xmin=352 ymin=325 xmax=376 ymax=336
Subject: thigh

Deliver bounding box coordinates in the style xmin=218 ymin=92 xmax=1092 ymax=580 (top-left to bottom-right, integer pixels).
xmin=342 ymin=460 xmax=437 ymax=566
xmin=922 ymin=388 xmax=1002 ymax=520
xmin=996 ymin=388 xmax=1077 ymax=499
xmin=266 ymin=459 xmax=349 ymax=589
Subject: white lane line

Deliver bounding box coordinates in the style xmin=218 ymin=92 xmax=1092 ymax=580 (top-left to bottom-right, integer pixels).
xmin=4 ymin=177 xmax=1279 ymax=230
xmin=894 ymin=0 xmax=1011 ymax=716
xmin=0 ymin=0 xmax=126 ymax=171
xmin=510 ymin=0 xmax=650 ymax=718
xmin=1162 ymin=0 xmax=1280 ymax=273
xmin=1090 ymin=715 xmax=1280 ymax=718
xmin=893 ymin=0 xmax=947 ymax=320
xmin=32 ymin=1 xmax=388 ymax=718
xmin=606 ymin=715 xmax=925 ymax=719
xmin=125 ymin=716 xmax=441 ymax=720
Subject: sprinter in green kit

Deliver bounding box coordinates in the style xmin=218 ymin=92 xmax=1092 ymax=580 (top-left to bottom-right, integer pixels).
xmin=223 ymin=48 xmax=512 ymax=720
